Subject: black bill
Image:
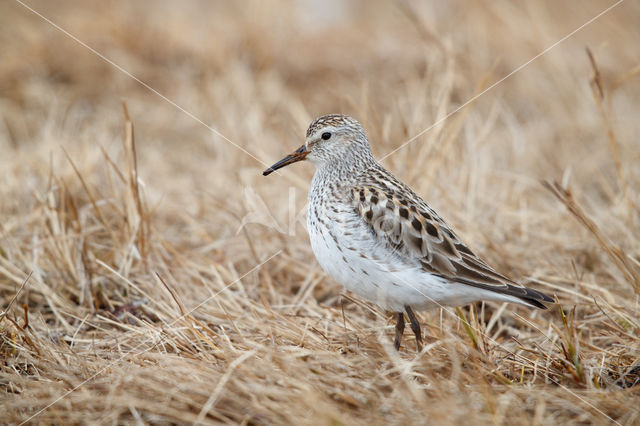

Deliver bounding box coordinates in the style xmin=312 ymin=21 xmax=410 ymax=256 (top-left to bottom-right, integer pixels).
xmin=263 ymin=145 xmax=309 ymax=176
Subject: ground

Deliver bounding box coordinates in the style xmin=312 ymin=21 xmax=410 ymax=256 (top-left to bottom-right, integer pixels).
xmin=1 ymin=1 xmax=639 ymax=424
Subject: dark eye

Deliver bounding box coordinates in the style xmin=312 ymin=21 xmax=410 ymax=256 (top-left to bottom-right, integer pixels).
xmin=321 ymin=132 xmax=331 ymax=140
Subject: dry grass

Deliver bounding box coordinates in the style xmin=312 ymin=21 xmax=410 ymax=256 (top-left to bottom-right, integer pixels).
xmin=1 ymin=0 xmax=639 ymax=424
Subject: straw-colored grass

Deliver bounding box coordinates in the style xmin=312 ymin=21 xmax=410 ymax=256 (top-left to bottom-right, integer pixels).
xmin=1 ymin=1 xmax=639 ymax=424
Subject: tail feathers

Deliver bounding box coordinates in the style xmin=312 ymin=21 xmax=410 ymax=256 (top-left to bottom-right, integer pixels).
xmin=491 ymin=283 xmax=554 ymax=309
xmin=515 ymin=285 xmax=554 ymax=309
xmin=496 ymin=284 xmax=554 ymax=309
xmin=457 ymin=279 xmax=554 ymax=309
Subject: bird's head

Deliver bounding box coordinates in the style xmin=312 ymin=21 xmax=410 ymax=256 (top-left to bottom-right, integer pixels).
xmin=263 ymin=114 xmax=371 ymax=176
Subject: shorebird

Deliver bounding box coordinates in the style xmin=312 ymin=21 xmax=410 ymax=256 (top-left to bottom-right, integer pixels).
xmin=263 ymin=114 xmax=553 ymax=350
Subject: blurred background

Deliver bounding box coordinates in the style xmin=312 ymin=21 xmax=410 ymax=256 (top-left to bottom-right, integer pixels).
xmin=1 ymin=1 xmax=639 ymax=424
xmin=2 ymin=1 xmax=638 ymax=240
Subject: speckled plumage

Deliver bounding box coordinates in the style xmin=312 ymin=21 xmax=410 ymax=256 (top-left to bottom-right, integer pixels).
xmin=264 ymin=114 xmax=553 ymax=350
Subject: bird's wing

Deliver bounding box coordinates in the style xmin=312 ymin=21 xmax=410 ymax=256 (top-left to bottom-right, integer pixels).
xmin=349 ymin=167 xmax=549 ymax=305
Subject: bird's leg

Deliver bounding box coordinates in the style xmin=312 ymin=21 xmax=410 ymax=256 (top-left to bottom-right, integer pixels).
xmin=405 ymin=306 xmax=423 ymax=352
xmin=394 ymin=312 xmax=405 ymax=351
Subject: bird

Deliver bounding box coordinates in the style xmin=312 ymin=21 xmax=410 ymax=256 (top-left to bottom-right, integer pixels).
xmin=263 ymin=114 xmax=553 ymax=351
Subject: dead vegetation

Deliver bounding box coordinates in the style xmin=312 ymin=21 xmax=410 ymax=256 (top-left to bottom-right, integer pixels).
xmin=1 ymin=0 xmax=639 ymax=424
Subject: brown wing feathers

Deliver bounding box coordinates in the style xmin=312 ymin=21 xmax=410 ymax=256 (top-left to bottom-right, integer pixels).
xmin=351 ymin=171 xmax=553 ymax=308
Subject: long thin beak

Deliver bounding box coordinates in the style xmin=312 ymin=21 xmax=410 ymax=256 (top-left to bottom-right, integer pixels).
xmin=262 ymin=145 xmax=309 ymax=176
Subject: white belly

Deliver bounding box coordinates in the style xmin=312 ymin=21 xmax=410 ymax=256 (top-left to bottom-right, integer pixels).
xmin=307 ymin=205 xmax=452 ymax=311
xmin=306 ymin=205 xmax=524 ymax=312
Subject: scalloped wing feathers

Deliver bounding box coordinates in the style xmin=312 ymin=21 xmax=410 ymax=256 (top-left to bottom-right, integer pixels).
xmin=350 ymin=165 xmax=552 ymax=308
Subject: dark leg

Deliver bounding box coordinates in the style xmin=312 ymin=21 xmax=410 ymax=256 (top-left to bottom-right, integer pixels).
xmin=405 ymin=306 xmax=423 ymax=351
xmin=394 ymin=312 xmax=405 ymax=351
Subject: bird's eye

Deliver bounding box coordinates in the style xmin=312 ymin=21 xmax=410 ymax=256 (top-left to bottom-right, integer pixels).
xmin=321 ymin=132 xmax=331 ymax=140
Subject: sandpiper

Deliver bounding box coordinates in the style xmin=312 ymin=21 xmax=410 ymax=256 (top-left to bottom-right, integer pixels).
xmin=263 ymin=114 xmax=553 ymax=350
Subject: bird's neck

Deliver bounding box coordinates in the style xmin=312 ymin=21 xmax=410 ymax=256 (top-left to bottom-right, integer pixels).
xmin=312 ymin=149 xmax=376 ymax=186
